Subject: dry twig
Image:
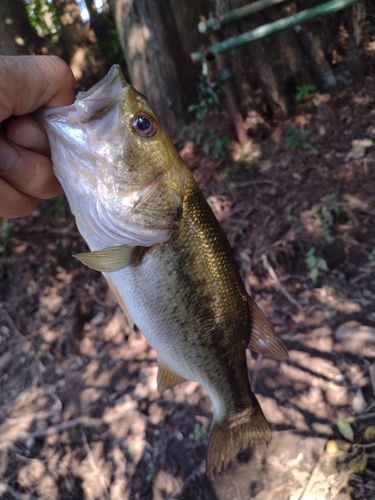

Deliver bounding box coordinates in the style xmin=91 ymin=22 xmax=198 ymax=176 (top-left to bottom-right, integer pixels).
xmin=0 ymin=400 xmax=137 ymax=449
xmin=0 ymin=482 xmax=35 ymax=500
xmin=262 ymin=254 xmax=302 ymax=310
xmin=369 ymin=362 xmax=375 ymax=401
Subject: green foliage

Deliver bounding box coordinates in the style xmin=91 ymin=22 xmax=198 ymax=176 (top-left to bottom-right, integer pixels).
xmin=332 ymin=414 xmax=373 ymax=475
xmin=284 ymin=205 xmax=298 ymax=222
xmin=38 ymin=195 xmax=70 ymax=219
xmin=337 ymin=413 xmax=354 ymax=442
xmin=188 ymin=422 xmax=208 ymax=442
xmin=368 ymin=248 xmax=375 ymax=261
xmin=0 ymin=219 xmax=12 ymax=259
xmin=184 ymin=75 xmax=230 ymax=161
xmin=295 ymin=84 xmax=317 ymax=102
xmin=201 ymin=129 xmax=231 ymax=161
xmin=305 ymin=247 xmax=328 ymax=283
xmin=85 ymin=14 xmax=125 ymax=68
xmin=187 ymin=75 xmax=222 ymax=121
xmin=24 ymin=0 xmax=59 ymax=36
xmin=304 ymin=194 xmax=347 ymax=244
xmin=285 ymin=124 xmax=311 ymax=150
xmin=224 ymin=142 xmax=257 ymax=179
xmin=348 ymin=453 xmax=367 ymax=474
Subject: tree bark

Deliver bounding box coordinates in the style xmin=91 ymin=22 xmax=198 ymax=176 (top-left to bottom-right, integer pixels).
xmin=168 ymin=0 xmax=209 ymax=62
xmin=216 ymin=0 xmax=289 ymax=119
xmin=347 ymin=2 xmax=366 ymax=80
xmin=294 ymin=24 xmax=338 ymax=90
xmin=0 ymin=0 xmax=43 ymax=55
xmin=272 ymin=2 xmax=314 ymax=87
xmin=110 ymin=0 xmax=195 ymax=139
xmin=52 ymin=0 xmax=89 ymax=64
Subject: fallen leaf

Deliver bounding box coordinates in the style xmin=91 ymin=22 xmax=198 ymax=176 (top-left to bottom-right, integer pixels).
xmin=337 ymin=413 xmax=354 ymax=442
xmin=348 ymin=454 xmax=367 ymax=473
xmin=326 ymin=439 xmax=351 ymax=454
xmin=363 ymin=426 xmax=375 ymax=442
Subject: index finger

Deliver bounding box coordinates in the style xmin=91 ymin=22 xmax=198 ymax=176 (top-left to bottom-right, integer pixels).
xmin=0 ymin=55 xmax=75 ymax=122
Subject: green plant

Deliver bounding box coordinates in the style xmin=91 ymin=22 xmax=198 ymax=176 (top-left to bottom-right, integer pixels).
xmin=25 ymin=0 xmax=59 ymax=36
xmin=200 ymin=129 xmax=231 ymax=160
xmin=368 ymin=248 xmax=375 ymax=261
xmin=295 ymin=84 xmax=317 ymax=102
xmin=184 ymin=75 xmax=231 ymax=160
xmin=0 ymin=219 xmax=13 ymax=263
xmin=85 ymin=14 xmax=125 ymax=69
xmin=305 ymin=247 xmax=328 ymax=283
xmin=187 ymin=74 xmax=222 ymax=121
xmin=307 ymin=194 xmax=348 ymax=244
xmin=285 ymin=124 xmax=311 ymax=150
xmin=325 ymin=414 xmax=374 ymax=475
xmin=284 ymin=205 xmax=298 ymax=222
xmin=38 ymin=195 xmax=70 ymax=219
xmin=188 ymin=422 xmax=208 ymax=442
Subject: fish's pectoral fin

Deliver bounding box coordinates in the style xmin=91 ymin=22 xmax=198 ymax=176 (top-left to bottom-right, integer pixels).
xmin=207 ymin=395 xmax=271 ymax=475
xmin=157 ymin=359 xmax=188 ymax=393
xmin=248 ymin=296 xmax=288 ymax=360
xmin=73 ymin=245 xmax=142 ymax=272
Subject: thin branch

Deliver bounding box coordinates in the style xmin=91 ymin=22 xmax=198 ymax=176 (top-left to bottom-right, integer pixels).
xmin=369 ymin=362 xmax=375 ymax=400
xmin=0 ymin=401 xmax=136 ymax=449
xmin=355 ymin=412 xmax=375 ymax=422
xmin=262 ymin=254 xmax=302 ymax=310
xmin=0 ymin=483 xmax=35 ymax=500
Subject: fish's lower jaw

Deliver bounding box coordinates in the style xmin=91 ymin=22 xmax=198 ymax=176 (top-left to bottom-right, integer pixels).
xmin=206 ymin=405 xmax=271 ymax=476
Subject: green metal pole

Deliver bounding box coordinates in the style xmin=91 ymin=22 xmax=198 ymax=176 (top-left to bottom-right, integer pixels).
xmin=192 ymin=0 xmax=360 ymax=61
xmin=198 ymin=0 xmax=288 ymax=33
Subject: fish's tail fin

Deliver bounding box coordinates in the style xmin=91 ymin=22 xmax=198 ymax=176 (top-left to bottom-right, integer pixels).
xmin=206 ymin=397 xmax=271 ymax=476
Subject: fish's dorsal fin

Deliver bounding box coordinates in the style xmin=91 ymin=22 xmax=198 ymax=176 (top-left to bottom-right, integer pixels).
xmin=106 ymin=276 xmax=135 ymax=329
xmin=248 ymin=296 xmax=288 ymax=360
xmin=73 ymin=245 xmax=141 ymax=272
xmin=157 ymin=359 xmax=188 ymax=393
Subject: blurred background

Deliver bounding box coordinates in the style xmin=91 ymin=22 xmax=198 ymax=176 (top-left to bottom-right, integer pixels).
xmin=0 ymin=1 xmax=375 ymax=499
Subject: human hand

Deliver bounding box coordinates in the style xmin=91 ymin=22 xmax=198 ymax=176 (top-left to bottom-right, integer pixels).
xmin=0 ymin=55 xmax=75 ymax=219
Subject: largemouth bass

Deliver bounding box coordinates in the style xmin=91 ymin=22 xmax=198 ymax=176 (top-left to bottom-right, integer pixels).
xmin=37 ymin=66 xmax=287 ymax=475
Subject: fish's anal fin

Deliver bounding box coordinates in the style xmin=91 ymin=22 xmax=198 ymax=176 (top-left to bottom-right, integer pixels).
xmin=106 ymin=276 xmax=135 ymax=329
xmin=157 ymin=359 xmax=188 ymax=393
xmin=207 ymin=396 xmax=272 ymax=476
xmin=73 ymin=244 xmax=143 ymax=272
xmin=248 ymin=296 xmax=288 ymax=360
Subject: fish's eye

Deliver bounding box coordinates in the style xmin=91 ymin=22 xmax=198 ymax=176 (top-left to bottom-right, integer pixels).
xmin=132 ymin=113 xmax=156 ymax=137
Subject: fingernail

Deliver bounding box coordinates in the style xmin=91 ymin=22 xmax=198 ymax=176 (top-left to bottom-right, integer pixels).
xmin=0 ymin=139 xmax=19 ymax=171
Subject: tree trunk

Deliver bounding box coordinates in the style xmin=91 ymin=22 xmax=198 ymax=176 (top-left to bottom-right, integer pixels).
xmin=168 ymin=0 xmax=209 ymax=62
xmin=277 ymin=28 xmax=314 ymax=86
xmin=52 ymin=0 xmax=89 ymax=65
xmin=347 ymin=2 xmax=366 ymax=80
xmin=272 ymin=2 xmax=314 ymax=88
xmin=294 ymin=24 xmax=338 ymax=90
xmin=0 ymin=0 xmax=43 ymax=55
xmin=110 ymin=0 xmax=195 ymax=139
xmin=216 ymin=0 xmax=289 ymax=119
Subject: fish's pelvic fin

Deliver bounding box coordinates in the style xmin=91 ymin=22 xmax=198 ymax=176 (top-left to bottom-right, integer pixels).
xmin=207 ymin=398 xmax=271 ymax=476
xmin=248 ymin=297 xmax=288 ymax=360
xmin=157 ymin=359 xmax=187 ymax=393
xmin=106 ymin=277 xmax=135 ymax=329
xmin=73 ymin=245 xmax=142 ymax=272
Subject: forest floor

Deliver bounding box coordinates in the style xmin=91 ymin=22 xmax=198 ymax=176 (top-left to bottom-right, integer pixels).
xmin=1 ymin=66 xmax=375 ymax=500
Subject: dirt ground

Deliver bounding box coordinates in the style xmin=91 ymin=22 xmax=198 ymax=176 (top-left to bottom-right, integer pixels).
xmin=1 ymin=62 xmax=375 ymax=499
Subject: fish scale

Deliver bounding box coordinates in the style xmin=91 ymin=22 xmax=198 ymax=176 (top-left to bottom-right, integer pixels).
xmin=36 ymin=65 xmax=288 ymax=475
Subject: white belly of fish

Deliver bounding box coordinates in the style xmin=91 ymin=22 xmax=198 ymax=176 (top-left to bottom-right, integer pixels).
xmin=106 ymin=264 xmax=200 ymax=382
